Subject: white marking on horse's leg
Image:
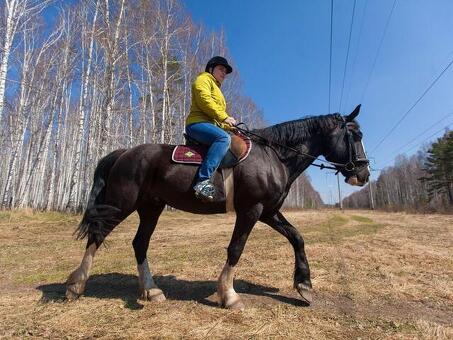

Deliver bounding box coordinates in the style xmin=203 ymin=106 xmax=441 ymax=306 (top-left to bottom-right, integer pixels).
xmin=66 ymin=243 xmax=97 ymax=300
xmin=137 ymin=258 xmax=166 ymax=302
xmin=217 ymin=262 xmax=244 ymax=310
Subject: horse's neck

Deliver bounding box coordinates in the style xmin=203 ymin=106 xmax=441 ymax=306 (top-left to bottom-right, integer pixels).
xmin=254 ymin=117 xmax=331 ymax=185
xmin=281 ymin=137 xmax=323 ymax=185
xmin=256 ymin=114 xmax=338 ymax=187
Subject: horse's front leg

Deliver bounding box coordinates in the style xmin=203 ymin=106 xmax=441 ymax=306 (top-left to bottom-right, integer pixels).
xmin=260 ymin=211 xmax=313 ymax=305
xmin=218 ymin=204 xmax=263 ymax=310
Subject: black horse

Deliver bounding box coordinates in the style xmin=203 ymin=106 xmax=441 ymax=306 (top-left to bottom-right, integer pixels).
xmin=66 ymin=105 xmax=369 ymax=310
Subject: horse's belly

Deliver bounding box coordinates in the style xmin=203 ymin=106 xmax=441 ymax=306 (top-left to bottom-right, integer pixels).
xmin=154 ymin=164 xmax=229 ymax=215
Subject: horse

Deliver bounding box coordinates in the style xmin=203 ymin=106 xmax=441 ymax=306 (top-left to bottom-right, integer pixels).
xmin=65 ymin=105 xmax=370 ymax=310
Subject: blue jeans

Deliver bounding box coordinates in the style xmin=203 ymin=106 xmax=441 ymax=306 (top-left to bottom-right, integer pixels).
xmin=185 ymin=122 xmax=231 ymax=183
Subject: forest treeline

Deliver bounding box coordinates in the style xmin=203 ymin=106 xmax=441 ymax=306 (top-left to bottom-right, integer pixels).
xmin=0 ymin=0 xmax=322 ymax=211
xmin=343 ymin=130 xmax=453 ymax=213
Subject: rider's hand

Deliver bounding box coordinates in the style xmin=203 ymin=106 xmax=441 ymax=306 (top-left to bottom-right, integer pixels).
xmin=223 ymin=116 xmax=237 ymax=127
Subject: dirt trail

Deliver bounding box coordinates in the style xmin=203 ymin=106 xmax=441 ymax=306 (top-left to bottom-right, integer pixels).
xmin=0 ymin=209 xmax=452 ymax=339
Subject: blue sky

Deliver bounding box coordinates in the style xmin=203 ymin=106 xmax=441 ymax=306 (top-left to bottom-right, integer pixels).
xmin=184 ymin=0 xmax=453 ymax=203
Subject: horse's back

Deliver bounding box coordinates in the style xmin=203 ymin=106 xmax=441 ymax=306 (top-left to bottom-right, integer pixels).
xmin=105 ymin=143 xmax=226 ymax=213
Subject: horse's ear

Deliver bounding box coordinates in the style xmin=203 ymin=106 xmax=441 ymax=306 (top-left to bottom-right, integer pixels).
xmin=346 ymin=104 xmax=361 ymax=122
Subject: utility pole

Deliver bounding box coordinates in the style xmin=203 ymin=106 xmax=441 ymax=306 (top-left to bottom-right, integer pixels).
xmin=368 ymin=181 xmax=375 ymax=210
xmin=337 ymin=173 xmax=343 ymax=210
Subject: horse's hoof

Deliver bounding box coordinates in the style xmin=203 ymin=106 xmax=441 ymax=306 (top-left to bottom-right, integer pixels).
xmin=219 ymin=295 xmax=245 ymax=310
xmin=225 ymin=299 xmax=245 ymax=310
xmin=140 ymin=288 xmax=166 ymax=302
xmin=65 ymin=283 xmax=84 ymax=301
xmin=295 ymin=283 xmax=313 ymax=305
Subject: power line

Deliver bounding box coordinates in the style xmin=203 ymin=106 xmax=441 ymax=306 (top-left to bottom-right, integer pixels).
xmin=370 ymin=57 xmax=453 ymax=153
xmin=377 ymin=122 xmax=453 ymax=169
xmin=359 ymin=0 xmax=397 ymax=103
xmin=400 ymin=123 xmax=452 ymax=154
xmin=344 ymin=0 xmax=368 ymax=110
xmin=390 ymin=111 xmax=453 ymax=155
xmin=339 ymin=0 xmax=357 ymax=113
xmin=328 ymin=0 xmax=334 ymax=113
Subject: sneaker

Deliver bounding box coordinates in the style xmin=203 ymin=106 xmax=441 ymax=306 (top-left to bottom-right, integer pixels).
xmin=193 ymin=180 xmax=216 ymax=202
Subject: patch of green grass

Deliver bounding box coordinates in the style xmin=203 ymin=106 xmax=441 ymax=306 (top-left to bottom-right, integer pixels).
xmin=306 ymin=217 xmax=385 ymax=244
xmin=328 ymin=214 xmax=349 ymax=227
xmin=340 ymin=223 xmax=385 ymax=239
xmin=350 ymin=215 xmax=374 ymax=223
xmin=18 ymin=271 xmax=68 ymax=285
xmin=0 ymin=211 xmax=13 ymax=222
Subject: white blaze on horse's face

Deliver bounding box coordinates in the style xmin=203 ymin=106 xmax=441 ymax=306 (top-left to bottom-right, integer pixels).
xmin=335 ymin=104 xmax=370 ymax=186
xmin=346 ymin=176 xmax=359 ymax=186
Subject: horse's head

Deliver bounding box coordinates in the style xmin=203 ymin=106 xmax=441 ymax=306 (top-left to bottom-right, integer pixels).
xmin=324 ymin=105 xmax=370 ymax=186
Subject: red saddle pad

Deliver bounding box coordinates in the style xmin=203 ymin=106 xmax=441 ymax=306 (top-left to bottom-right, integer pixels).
xmin=172 ymin=145 xmax=206 ymax=164
xmin=172 ymin=132 xmax=252 ymax=165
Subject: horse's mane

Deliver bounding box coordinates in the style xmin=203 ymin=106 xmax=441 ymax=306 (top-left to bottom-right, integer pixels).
xmin=253 ymin=113 xmax=342 ymax=146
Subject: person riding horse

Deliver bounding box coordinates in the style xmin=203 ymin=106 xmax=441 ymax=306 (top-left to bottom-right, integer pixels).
xmin=185 ymin=56 xmax=237 ymax=202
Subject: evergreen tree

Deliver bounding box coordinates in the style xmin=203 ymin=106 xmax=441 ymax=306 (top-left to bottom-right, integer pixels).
xmin=421 ymin=130 xmax=453 ymax=205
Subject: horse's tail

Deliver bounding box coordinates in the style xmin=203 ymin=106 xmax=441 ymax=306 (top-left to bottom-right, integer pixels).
xmin=75 ymin=149 xmax=127 ymax=246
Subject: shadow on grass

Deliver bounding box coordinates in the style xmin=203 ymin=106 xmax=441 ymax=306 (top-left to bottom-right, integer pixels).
xmin=37 ymin=273 xmax=307 ymax=309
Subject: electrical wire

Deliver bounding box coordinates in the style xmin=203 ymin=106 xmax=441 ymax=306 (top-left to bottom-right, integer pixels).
xmin=377 ymin=122 xmax=453 ymax=169
xmin=328 ymin=0 xmax=334 ymax=113
xmin=339 ymin=0 xmax=357 ymax=113
xmin=370 ymin=57 xmax=453 ymax=153
xmin=390 ymin=111 xmax=453 ymax=155
xmin=400 ymin=122 xmax=452 ymax=154
xmin=359 ymin=0 xmax=397 ymax=103
xmin=343 ymin=0 xmax=368 ymax=110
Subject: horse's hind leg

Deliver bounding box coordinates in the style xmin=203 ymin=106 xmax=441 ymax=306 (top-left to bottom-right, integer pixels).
xmin=133 ymin=203 xmax=166 ymax=302
xmin=217 ymin=204 xmax=263 ymax=310
xmin=66 ymin=239 xmax=97 ymax=300
xmin=66 ymin=205 xmax=129 ymax=300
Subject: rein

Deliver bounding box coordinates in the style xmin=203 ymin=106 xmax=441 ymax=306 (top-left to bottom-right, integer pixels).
xmin=234 ymin=122 xmax=360 ymax=173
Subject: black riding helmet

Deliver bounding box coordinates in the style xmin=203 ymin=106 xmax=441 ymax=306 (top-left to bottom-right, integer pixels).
xmin=205 ymin=56 xmax=233 ymax=74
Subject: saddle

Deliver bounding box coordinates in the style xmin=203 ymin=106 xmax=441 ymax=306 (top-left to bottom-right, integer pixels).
xmin=172 ymin=131 xmax=252 ymax=168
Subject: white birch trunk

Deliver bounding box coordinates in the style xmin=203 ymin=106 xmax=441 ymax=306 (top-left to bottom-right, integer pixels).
xmin=0 ymin=0 xmax=20 ymax=123
xmin=67 ymin=1 xmax=98 ymax=208
xmin=159 ymin=2 xmax=171 ymax=144
xmin=0 ymin=0 xmax=52 ymax=123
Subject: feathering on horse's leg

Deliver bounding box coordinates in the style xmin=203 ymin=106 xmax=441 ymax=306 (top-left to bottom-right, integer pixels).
xmin=133 ymin=204 xmax=166 ymax=302
xmin=260 ymin=211 xmax=312 ymax=305
xmin=218 ymin=204 xmax=263 ymax=310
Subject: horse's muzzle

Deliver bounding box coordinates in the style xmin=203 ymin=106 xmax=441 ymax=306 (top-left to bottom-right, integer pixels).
xmin=345 ymin=176 xmax=367 ymax=187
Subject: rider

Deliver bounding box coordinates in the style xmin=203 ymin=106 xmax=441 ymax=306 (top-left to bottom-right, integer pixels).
xmin=185 ymin=56 xmax=237 ymax=201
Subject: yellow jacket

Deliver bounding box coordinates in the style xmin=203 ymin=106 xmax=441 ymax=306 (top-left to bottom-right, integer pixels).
xmin=186 ymin=72 xmax=230 ymax=129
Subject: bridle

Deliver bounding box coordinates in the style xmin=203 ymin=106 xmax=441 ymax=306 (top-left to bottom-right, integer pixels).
xmin=234 ymin=119 xmax=369 ymax=174
xmin=337 ymin=119 xmax=370 ymax=174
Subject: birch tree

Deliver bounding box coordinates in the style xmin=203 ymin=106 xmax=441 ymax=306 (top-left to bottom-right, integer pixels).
xmin=0 ymin=0 xmax=52 ymax=123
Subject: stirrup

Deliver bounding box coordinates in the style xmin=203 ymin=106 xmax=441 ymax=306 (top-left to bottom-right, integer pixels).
xmin=194 ymin=180 xmax=216 ymax=202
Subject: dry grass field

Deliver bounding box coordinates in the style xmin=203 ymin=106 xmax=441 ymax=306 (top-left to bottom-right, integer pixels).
xmin=0 ymin=209 xmax=452 ymax=339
